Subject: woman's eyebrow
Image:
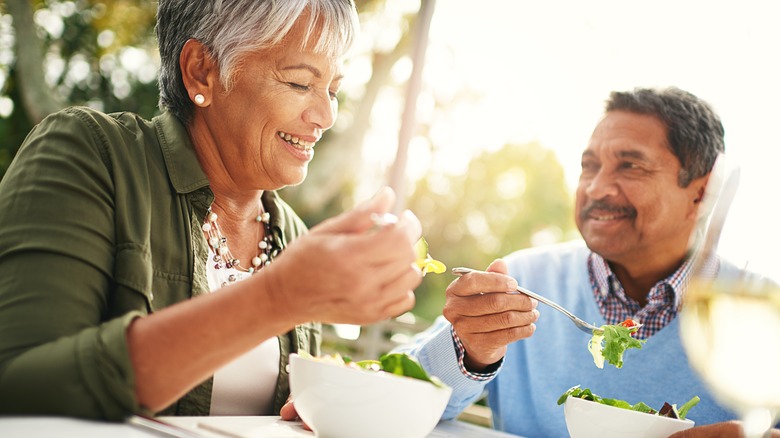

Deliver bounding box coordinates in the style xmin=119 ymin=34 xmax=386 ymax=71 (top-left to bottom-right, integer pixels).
xmin=281 ymin=64 xmax=343 ymax=82
xmin=281 ymin=63 xmax=321 ymax=77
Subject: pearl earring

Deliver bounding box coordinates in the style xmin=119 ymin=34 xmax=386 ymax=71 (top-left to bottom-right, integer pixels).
xmin=194 ymin=94 xmax=205 ymax=105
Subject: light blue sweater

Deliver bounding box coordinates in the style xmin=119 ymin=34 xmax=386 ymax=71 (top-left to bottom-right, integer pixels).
xmin=401 ymin=241 xmax=737 ymax=438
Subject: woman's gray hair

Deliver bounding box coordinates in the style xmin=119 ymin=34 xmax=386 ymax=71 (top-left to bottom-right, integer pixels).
xmin=156 ymin=0 xmax=359 ymax=123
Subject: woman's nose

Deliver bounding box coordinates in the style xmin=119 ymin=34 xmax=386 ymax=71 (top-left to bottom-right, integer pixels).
xmin=304 ymin=90 xmax=337 ymax=130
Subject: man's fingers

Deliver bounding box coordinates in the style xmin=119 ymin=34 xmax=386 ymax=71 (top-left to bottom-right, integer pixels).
xmin=447 ymin=270 xmax=518 ymax=298
xmin=452 ymin=309 xmax=540 ymax=334
xmin=485 ymin=259 xmax=509 ymax=275
xmin=445 ymin=291 xmax=536 ymax=317
xmin=464 ymin=324 xmax=537 ymax=347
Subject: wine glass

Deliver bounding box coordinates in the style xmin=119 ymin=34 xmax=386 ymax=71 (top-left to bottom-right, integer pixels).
xmin=680 ymin=156 xmax=780 ymax=438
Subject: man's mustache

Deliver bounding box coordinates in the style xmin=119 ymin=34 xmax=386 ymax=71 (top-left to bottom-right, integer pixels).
xmin=580 ymin=200 xmax=636 ymax=221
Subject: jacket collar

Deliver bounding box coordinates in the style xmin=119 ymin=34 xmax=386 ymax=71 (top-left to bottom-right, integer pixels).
xmin=153 ymin=111 xmax=290 ymax=238
xmin=153 ymin=111 xmax=210 ymax=194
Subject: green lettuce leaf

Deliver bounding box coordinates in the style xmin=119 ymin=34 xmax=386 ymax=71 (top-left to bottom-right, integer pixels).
xmin=379 ymin=353 xmax=446 ymax=388
xmin=588 ymin=324 xmax=646 ymax=368
xmin=678 ymin=396 xmax=701 ymax=420
xmin=299 ymin=352 xmax=447 ymax=389
xmin=557 ymin=386 xmax=699 ymax=419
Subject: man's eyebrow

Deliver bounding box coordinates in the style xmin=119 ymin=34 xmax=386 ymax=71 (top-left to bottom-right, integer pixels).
xmin=617 ymin=149 xmax=648 ymax=160
xmin=281 ymin=63 xmax=344 ymax=82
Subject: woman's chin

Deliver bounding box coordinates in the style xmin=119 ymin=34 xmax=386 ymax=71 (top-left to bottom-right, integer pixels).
xmin=279 ymin=169 xmax=309 ymax=188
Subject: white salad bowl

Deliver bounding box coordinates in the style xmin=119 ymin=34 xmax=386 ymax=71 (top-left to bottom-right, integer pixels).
xmin=564 ymin=396 xmax=695 ymax=438
xmin=289 ymin=353 xmax=452 ymax=438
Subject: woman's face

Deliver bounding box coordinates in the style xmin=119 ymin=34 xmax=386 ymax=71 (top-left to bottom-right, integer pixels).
xmin=202 ymin=21 xmax=343 ymax=190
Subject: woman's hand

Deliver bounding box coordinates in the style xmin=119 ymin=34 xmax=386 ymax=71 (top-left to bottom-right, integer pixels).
xmin=261 ymin=187 xmax=423 ymax=326
xmin=280 ymin=398 xmax=311 ymax=430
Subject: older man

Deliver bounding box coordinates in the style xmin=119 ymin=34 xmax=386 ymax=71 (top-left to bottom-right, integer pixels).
xmin=399 ymin=87 xmax=778 ymax=437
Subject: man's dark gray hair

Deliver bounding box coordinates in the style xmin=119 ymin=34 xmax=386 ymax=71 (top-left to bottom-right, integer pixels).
xmin=606 ymin=87 xmax=725 ymax=187
xmin=156 ymin=0 xmax=359 ymax=123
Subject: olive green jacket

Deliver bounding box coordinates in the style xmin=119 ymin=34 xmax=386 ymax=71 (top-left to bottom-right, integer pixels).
xmin=0 ymin=107 xmax=320 ymax=420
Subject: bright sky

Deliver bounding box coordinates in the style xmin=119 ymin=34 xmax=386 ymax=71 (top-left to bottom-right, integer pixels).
xmin=356 ymin=0 xmax=780 ymax=193
xmin=356 ymin=0 xmax=780 ymax=268
xmin=423 ymin=0 xmax=780 ymax=187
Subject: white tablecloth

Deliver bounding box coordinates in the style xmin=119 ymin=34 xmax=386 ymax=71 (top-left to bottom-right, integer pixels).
xmin=0 ymin=415 xmax=524 ymax=438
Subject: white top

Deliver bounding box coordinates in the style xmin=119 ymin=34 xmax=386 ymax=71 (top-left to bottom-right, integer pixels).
xmin=206 ymin=249 xmax=280 ymax=416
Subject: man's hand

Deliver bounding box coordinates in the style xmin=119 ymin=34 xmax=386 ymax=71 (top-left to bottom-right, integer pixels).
xmin=669 ymin=421 xmax=780 ymax=437
xmin=443 ymin=259 xmax=539 ymax=372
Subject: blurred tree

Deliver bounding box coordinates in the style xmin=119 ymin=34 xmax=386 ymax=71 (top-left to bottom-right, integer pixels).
xmin=1 ymin=0 xmax=159 ymax=176
xmin=1 ymin=0 xmax=419 ymax=225
xmin=406 ymin=142 xmax=579 ymax=321
xmin=1 ymin=0 xmax=578 ymax=326
xmin=5 ymin=0 xmax=63 ymax=122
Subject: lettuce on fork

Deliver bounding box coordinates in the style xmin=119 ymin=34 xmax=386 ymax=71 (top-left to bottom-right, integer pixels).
xmin=414 ymin=237 xmax=446 ymax=275
xmin=588 ymin=318 xmax=645 ymax=369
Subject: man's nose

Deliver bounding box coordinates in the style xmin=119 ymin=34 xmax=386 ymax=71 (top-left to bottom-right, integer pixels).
xmin=583 ymin=170 xmax=619 ymax=199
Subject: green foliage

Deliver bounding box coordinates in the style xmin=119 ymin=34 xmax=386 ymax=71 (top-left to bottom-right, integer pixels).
xmin=406 ymin=142 xmax=577 ymax=321
xmin=0 ymin=0 xmax=158 ymax=177
xmin=0 ymin=73 xmax=34 ymax=170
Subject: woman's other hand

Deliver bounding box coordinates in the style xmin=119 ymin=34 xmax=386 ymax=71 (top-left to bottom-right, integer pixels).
xmin=280 ymin=398 xmax=311 ymax=430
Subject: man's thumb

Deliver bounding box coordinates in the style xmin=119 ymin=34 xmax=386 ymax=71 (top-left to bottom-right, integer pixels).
xmin=486 ymin=259 xmax=509 ymax=275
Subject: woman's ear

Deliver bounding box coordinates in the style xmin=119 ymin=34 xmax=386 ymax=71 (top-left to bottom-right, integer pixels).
xmin=180 ymin=39 xmax=218 ymax=106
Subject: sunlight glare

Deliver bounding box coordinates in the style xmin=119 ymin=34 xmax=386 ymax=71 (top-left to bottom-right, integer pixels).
xmin=359 ymin=0 xmax=779 ymax=193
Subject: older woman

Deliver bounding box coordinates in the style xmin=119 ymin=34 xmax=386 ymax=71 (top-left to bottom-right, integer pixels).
xmin=0 ymin=0 xmax=422 ymax=421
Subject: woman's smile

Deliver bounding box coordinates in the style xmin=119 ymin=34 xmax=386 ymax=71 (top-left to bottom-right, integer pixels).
xmin=277 ymin=131 xmax=315 ymax=150
xmin=277 ymin=130 xmax=316 ymax=162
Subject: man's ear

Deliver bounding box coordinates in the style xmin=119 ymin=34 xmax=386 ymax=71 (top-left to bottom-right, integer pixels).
xmin=180 ymin=39 xmax=218 ymax=106
xmin=692 ymin=172 xmax=711 ymax=204
xmin=694 ymin=185 xmax=705 ymax=204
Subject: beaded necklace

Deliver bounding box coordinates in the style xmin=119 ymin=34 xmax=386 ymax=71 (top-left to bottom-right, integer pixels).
xmin=202 ymin=206 xmax=277 ymax=280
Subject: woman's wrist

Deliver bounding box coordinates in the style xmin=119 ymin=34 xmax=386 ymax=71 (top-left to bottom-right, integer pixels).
xmin=252 ymin=262 xmax=306 ymax=328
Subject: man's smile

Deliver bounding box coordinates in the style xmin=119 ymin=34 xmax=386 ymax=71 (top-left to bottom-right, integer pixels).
xmin=580 ymin=201 xmax=637 ymax=222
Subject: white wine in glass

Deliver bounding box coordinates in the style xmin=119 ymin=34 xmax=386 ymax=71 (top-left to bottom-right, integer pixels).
xmin=683 ymin=279 xmax=780 ymax=437
xmin=681 ymin=160 xmax=780 ymax=438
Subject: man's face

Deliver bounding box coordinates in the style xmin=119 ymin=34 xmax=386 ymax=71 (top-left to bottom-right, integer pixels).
xmin=575 ymin=110 xmax=706 ymax=267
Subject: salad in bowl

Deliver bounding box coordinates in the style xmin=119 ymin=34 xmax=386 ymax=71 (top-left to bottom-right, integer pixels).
xmin=289 ymin=352 xmax=451 ymax=438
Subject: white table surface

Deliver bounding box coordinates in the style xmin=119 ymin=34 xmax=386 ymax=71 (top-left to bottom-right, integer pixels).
xmin=0 ymin=415 xmax=523 ymax=438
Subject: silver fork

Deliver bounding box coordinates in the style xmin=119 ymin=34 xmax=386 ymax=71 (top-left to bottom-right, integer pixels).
xmin=452 ymin=267 xmax=636 ymax=335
